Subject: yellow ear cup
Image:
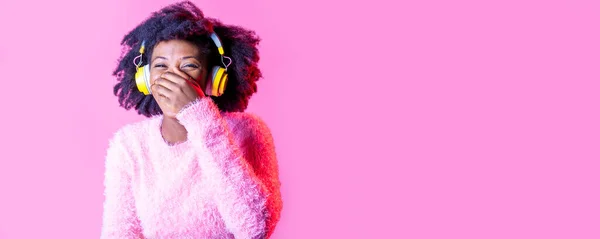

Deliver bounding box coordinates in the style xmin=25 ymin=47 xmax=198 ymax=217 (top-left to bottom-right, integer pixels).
xmin=218 ymin=70 xmax=228 ymax=95
xmin=135 ymin=65 xmax=151 ymax=95
xmin=211 ymin=66 xmax=227 ymax=96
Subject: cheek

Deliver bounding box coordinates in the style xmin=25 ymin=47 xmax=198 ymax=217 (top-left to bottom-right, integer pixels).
xmin=192 ymin=69 xmax=208 ymax=85
xmin=189 ymin=68 xmax=204 ymax=79
xmin=149 ymin=69 xmax=163 ymax=85
xmin=149 ymin=74 xmax=158 ymax=85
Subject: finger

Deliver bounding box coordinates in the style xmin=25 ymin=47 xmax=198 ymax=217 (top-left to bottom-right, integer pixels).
xmin=151 ymin=83 xmax=174 ymax=99
xmin=189 ymin=81 xmax=204 ymax=97
xmin=154 ymin=77 xmax=179 ymax=92
xmin=157 ymin=76 xmax=201 ymax=97
xmin=160 ymin=72 xmax=189 ymax=86
xmin=160 ymin=72 xmax=199 ymax=97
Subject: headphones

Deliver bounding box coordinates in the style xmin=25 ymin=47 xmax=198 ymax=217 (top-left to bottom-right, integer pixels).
xmin=133 ymin=32 xmax=232 ymax=97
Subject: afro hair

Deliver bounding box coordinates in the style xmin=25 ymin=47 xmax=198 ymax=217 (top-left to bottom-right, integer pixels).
xmin=112 ymin=1 xmax=262 ymax=117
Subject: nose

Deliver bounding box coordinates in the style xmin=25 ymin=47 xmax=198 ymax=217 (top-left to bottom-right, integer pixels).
xmin=165 ymin=67 xmax=188 ymax=79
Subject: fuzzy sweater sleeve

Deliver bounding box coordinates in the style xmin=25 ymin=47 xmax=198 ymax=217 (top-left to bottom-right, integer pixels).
xmin=100 ymin=130 xmax=144 ymax=239
xmin=176 ymin=97 xmax=283 ymax=239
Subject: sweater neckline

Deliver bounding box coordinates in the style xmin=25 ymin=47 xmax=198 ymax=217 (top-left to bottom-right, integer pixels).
xmin=152 ymin=116 xmax=193 ymax=152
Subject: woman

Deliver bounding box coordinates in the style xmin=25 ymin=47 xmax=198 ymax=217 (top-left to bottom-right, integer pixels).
xmin=100 ymin=1 xmax=282 ymax=238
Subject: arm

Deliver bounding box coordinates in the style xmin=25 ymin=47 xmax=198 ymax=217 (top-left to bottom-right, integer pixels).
xmin=176 ymin=97 xmax=283 ymax=239
xmin=100 ymin=130 xmax=144 ymax=239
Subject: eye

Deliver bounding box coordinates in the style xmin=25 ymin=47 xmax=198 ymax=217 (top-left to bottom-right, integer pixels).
xmin=183 ymin=64 xmax=199 ymax=68
xmin=153 ymin=64 xmax=167 ymax=68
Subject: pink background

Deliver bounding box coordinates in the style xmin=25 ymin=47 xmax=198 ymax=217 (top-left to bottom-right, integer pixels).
xmin=0 ymin=0 xmax=599 ymax=238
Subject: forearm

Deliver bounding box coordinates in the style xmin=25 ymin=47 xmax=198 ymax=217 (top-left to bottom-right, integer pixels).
xmin=176 ymin=97 xmax=269 ymax=238
xmin=101 ymin=131 xmax=144 ymax=239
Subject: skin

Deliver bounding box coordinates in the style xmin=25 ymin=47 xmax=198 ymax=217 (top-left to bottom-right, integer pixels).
xmin=149 ymin=39 xmax=210 ymax=145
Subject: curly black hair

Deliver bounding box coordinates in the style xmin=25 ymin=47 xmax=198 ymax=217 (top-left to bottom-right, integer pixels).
xmin=112 ymin=1 xmax=262 ymax=117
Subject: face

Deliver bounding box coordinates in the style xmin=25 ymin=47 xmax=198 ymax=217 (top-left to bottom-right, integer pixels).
xmin=150 ymin=39 xmax=209 ymax=92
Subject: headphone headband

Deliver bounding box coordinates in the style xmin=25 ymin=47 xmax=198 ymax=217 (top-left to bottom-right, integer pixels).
xmin=209 ymin=32 xmax=225 ymax=55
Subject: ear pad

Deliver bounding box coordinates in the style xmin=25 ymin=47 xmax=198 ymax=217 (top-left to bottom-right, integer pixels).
xmin=135 ymin=64 xmax=152 ymax=95
xmin=205 ymin=66 xmax=228 ymax=96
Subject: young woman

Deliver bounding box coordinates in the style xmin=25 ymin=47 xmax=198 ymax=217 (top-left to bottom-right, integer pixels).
xmin=100 ymin=1 xmax=282 ymax=238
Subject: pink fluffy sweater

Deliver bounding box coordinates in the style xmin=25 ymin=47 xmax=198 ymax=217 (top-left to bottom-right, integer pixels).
xmin=100 ymin=97 xmax=282 ymax=239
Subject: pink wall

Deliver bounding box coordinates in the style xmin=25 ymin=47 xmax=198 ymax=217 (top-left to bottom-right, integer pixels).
xmin=0 ymin=0 xmax=599 ymax=238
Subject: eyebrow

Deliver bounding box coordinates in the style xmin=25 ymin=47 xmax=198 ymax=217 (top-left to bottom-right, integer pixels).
xmin=152 ymin=56 xmax=200 ymax=62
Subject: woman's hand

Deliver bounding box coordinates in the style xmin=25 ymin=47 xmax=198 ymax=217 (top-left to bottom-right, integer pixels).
xmin=151 ymin=72 xmax=205 ymax=118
